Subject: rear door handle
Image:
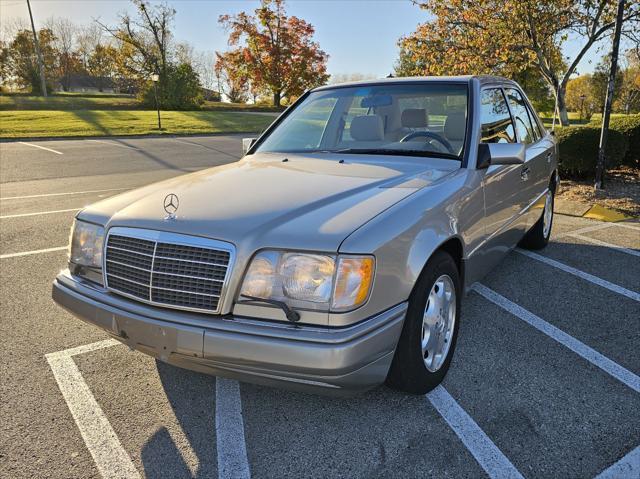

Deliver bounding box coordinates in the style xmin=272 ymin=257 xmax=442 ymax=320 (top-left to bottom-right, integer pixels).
xmin=521 ymin=166 xmax=530 ymax=181
xmin=546 ymin=152 xmax=553 ymax=163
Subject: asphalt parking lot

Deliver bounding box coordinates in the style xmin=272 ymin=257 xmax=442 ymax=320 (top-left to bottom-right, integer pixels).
xmin=1 ymin=136 xmax=639 ymax=479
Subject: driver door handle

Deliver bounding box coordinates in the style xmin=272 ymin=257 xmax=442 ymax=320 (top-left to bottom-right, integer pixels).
xmin=520 ymin=166 xmax=530 ymax=181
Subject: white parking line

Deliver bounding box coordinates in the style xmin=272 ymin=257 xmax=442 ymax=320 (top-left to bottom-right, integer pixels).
xmin=0 ymin=187 xmax=129 ymax=201
xmin=427 ymin=386 xmax=524 ymax=479
xmin=515 ymin=248 xmax=640 ymax=302
xmin=0 ymin=207 xmax=80 ymax=219
xmin=47 ymin=339 xmax=252 ymax=479
xmin=0 ymin=245 xmax=67 ymax=259
xmin=566 ymin=233 xmax=640 ymax=258
xmin=556 ymin=223 xmax=614 ymax=238
xmin=46 ymin=339 xmax=141 ymax=479
xmin=595 ymin=445 xmax=640 ymax=479
xmin=215 ymin=378 xmax=251 ymax=479
xmin=614 ymin=223 xmax=640 ymax=232
xmin=18 ymin=141 xmax=63 ymax=155
xmin=472 ymin=284 xmax=640 ymax=393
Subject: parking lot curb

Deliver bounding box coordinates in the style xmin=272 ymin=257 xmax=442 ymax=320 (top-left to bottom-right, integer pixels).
xmin=555 ymin=199 xmax=633 ymax=222
xmin=583 ymin=204 xmax=632 ymax=222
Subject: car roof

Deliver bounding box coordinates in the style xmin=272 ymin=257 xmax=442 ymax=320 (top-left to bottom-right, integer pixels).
xmin=312 ymin=75 xmax=517 ymax=91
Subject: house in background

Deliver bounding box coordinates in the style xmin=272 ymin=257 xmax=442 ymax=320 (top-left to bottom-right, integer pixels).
xmin=56 ymin=74 xmax=118 ymax=94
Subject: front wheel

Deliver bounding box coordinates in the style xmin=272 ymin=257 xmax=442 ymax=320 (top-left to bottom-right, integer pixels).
xmin=520 ymin=187 xmax=554 ymax=250
xmin=386 ymin=251 xmax=461 ymax=394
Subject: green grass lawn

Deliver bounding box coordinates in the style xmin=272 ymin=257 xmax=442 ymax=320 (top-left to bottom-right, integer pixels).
xmin=0 ymin=110 xmax=276 ymax=138
xmin=538 ymin=112 xmax=629 ymax=128
xmin=0 ymin=93 xmax=283 ymax=112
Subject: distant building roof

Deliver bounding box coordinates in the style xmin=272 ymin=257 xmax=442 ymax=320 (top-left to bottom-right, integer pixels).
xmin=65 ymin=74 xmax=116 ymax=90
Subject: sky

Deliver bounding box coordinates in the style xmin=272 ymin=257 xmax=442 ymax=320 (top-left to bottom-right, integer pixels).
xmin=0 ymin=0 xmax=623 ymax=78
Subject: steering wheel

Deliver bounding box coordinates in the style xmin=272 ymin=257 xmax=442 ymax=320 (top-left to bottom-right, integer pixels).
xmin=399 ymin=131 xmax=455 ymax=155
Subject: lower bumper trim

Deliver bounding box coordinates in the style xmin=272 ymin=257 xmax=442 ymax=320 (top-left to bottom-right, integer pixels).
xmin=52 ymin=271 xmax=407 ymax=394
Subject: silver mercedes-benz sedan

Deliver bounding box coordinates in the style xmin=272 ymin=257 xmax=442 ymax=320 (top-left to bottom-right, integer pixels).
xmin=53 ymin=76 xmax=558 ymax=395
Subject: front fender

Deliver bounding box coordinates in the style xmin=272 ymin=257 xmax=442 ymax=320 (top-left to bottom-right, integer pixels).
xmin=329 ymin=169 xmax=478 ymax=327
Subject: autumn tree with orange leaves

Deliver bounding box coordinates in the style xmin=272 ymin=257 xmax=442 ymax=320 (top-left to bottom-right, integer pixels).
xmin=216 ymin=0 xmax=329 ymax=107
xmin=397 ymin=0 xmax=640 ymax=126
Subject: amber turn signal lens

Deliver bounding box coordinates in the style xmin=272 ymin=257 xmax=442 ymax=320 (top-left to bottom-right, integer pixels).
xmin=331 ymin=256 xmax=375 ymax=311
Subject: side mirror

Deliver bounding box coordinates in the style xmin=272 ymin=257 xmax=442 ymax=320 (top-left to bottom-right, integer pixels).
xmin=242 ymin=137 xmax=257 ymax=156
xmin=477 ymin=143 xmax=525 ymax=169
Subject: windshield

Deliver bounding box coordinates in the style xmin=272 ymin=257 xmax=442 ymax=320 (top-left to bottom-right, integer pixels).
xmin=255 ymin=83 xmax=468 ymax=160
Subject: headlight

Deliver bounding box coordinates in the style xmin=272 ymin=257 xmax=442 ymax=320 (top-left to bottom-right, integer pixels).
xmin=69 ymin=220 xmax=105 ymax=269
xmin=240 ymin=250 xmax=374 ymax=312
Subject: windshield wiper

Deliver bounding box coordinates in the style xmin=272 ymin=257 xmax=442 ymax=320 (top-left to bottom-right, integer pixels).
xmin=238 ymin=294 xmax=301 ymax=323
xmin=333 ymin=148 xmax=461 ymax=161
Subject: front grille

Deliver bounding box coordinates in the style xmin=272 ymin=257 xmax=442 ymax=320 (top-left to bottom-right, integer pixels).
xmin=104 ymin=229 xmax=233 ymax=314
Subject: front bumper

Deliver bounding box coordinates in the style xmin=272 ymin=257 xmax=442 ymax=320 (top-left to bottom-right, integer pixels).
xmin=52 ymin=270 xmax=406 ymax=395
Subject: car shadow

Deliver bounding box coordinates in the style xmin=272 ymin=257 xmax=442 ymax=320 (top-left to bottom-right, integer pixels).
xmin=140 ymin=360 xmax=217 ymax=478
xmin=112 ymin=137 xmax=194 ymax=172
xmin=145 ymin=359 xmax=472 ymax=478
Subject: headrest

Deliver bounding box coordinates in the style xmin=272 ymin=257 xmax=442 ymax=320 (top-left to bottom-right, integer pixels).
xmin=350 ymin=115 xmax=384 ymax=141
xmin=444 ymin=112 xmax=467 ymax=141
xmin=401 ymin=108 xmax=428 ymax=128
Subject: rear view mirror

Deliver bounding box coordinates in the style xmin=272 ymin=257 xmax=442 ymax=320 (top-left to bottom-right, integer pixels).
xmin=477 ymin=143 xmax=525 ymax=169
xmin=242 ymin=138 xmax=257 ymax=156
xmin=361 ymin=95 xmax=393 ymax=108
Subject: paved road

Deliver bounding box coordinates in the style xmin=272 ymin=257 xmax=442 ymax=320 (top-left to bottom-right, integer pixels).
xmin=1 ymin=136 xmax=639 ymax=479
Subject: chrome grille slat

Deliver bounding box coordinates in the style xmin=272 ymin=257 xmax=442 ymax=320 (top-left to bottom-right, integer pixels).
xmin=107 ymin=245 xmax=154 ymax=257
xmin=153 ymin=255 xmax=228 ymax=267
xmin=108 ymin=272 xmax=150 ymax=288
xmin=104 ymin=230 xmax=233 ymax=314
xmin=151 ymin=284 xmax=221 ymax=297
xmin=151 ymin=270 xmax=224 ymax=283
xmin=106 ymin=258 xmax=151 ymax=272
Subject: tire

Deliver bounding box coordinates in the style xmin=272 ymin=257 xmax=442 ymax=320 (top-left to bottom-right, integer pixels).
xmin=519 ymin=186 xmax=554 ymax=250
xmin=385 ymin=250 xmax=461 ymax=394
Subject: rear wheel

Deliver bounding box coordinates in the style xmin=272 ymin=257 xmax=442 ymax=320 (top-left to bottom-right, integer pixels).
xmin=386 ymin=251 xmax=461 ymax=394
xmin=520 ymin=186 xmax=554 ymax=250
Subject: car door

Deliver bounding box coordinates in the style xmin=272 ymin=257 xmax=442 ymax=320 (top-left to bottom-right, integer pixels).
xmin=525 ymin=95 xmax=556 ymax=225
xmin=478 ymin=87 xmax=529 ymax=252
xmin=503 ymin=87 xmax=550 ymax=229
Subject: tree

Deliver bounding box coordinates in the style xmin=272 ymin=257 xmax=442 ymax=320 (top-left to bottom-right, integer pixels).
xmin=329 ymin=73 xmax=377 ymax=84
xmin=141 ymin=62 xmax=203 ymax=109
xmin=616 ymin=51 xmax=640 ymax=113
xmin=192 ymin=50 xmax=219 ymax=94
xmin=0 ymin=40 xmax=10 ymax=88
xmin=513 ymin=67 xmax=554 ymax=112
xmin=590 ymin=56 xmax=623 ymax=114
xmin=397 ymin=0 xmax=640 ymax=126
xmin=5 ymin=28 xmax=57 ymax=93
xmin=47 ymin=17 xmax=82 ymax=91
xmin=98 ymin=0 xmax=176 ymax=101
xmin=215 ymin=49 xmax=249 ymax=103
xmin=77 ymin=23 xmax=103 ymax=68
xmin=566 ymin=75 xmax=596 ymax=120
xmin=217 ymin=0 xmax=329 ymax=107
xmin=87 ymin=44 xmax=118 ymax=91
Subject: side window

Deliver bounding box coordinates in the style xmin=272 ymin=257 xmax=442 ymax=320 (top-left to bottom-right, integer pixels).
xmin=505 ymin=88 xmax=536 ymax=144
xmin=480 ymin=88 xmax=516 ymax=143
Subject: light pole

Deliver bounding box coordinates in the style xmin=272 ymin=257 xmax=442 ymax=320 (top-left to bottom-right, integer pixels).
xmin=579 ymin=94 xmax=586 ymax=122
xmin=151 ymin=73 xmax=161 ymax=130
xmin=26 ymin=0 xmax=47 ymax=97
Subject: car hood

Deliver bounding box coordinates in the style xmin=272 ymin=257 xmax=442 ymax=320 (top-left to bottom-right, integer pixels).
xmin=80 ymin=152 xmax=458 ymax=252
